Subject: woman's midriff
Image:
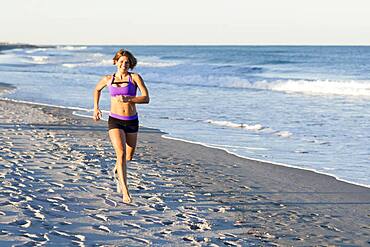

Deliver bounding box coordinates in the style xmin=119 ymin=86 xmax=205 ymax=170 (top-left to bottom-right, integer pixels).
xmin=110 ymin=99 xmax=137 ymax=116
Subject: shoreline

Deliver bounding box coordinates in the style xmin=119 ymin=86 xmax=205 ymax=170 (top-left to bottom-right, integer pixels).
xmin=1 ymin=95 xmax=369 ymax=190
xmin=1 ymin=97 xmax=370 ymax=245
xmin=161 ymin=134 xmax=370 ymax=190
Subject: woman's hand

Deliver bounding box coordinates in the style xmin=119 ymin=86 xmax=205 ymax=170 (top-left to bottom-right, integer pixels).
xmin=115 ymin=95 xmax=134 ymax=103
xmin=93 ymin=108 xmax=102 ymax=121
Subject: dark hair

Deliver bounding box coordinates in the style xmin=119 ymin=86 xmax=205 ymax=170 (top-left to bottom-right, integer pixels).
xmin=112 ymin=49 xmax=137 ymax=69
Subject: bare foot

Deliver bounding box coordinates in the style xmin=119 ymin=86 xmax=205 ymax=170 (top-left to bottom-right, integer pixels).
xmin=123 ymin=194 xmax=132 ymax=204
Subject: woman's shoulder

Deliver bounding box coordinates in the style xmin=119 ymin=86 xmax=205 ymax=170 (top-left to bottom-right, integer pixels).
xmin=102 ymin=74 xmax=113 ymax=82
xmin=130 ymin=72 xmax=143 ymax=81
xmin=107 ymin=74 xmax=114 ymax=79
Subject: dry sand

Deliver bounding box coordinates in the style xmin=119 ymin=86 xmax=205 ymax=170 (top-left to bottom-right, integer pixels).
xmin=0 ymin=98 xmax=369 ymax=246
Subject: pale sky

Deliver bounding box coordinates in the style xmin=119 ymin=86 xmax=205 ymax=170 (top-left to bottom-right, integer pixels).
xmin=1 ymin=0 xmax=370 ymax=45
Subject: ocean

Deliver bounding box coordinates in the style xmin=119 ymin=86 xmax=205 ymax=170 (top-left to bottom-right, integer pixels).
xmin=1 ymin=45 xmax=369 ymax=187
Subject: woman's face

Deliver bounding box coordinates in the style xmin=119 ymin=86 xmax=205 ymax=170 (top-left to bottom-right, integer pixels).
xmin=116 ymin=55 xmax=130 ymax=72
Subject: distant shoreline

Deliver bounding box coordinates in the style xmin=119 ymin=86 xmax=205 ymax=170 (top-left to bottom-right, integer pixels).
xmin=0 ymin=43 xmax=55 ymax=52
xmin=0 ymin=43 xmax=36 ymax=51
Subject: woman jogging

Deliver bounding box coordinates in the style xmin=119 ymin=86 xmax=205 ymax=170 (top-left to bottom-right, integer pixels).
xmin=93 ymin=49 xmax=149 ymax=203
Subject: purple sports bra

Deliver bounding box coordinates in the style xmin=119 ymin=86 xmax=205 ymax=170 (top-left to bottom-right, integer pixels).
xmin=108 ymin=73 xmax=137 ymax=97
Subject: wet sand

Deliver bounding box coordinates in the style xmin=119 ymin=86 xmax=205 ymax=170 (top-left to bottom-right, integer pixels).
xmin=0 ymin=98 xmax=369 ymax=246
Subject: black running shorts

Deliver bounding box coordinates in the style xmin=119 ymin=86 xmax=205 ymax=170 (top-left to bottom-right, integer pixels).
xmin=108 ymin=116 xmax=139 ymax=133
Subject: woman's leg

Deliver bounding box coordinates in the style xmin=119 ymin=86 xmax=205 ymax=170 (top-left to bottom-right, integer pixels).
xmin=108 ymin=128 xmax=132 ymax=203
xmin=125 ymin=132 xmax=138 ymax=161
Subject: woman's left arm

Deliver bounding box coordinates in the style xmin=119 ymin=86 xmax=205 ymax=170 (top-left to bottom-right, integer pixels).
xmin=125 ymin=73 xmax=150 ymax=104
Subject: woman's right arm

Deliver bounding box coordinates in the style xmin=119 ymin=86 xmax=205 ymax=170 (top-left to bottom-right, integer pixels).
xmin=93 ymin=76 xmax=108 ymax=121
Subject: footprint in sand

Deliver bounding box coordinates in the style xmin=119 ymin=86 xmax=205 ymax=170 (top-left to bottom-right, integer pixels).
xmin=77 ymin=186 xmax=88 ymax=192
xmin=49 ymin=182 xmax=64 ymax=188
xmin=182 ymin=235 xmax=197 ymax=243
xmin=89 ymin=213 xmax=109 ymax=222
xmin=124 ymin=222 xmax=142 ymax=229
xmin=223 ymin=240 xmax=243 ymax=247
xmin=93 ymin=225 xmax=111 ymax=233
xmin=127 ymin=236 xmax=151 ymax=245
xmin=25 ymin=203 xmax=45 ymax=218
xmin=51 ymin=203 xmax=70 ymax=212
xmin=63 ymin=178 xmax=78 ymax=183
xmin=50 ymin=230 xmax=86 ymax=242
xmin=159 ymin=228 xmax=172 ymax=235
xmin=141 ymin=215 xmax=164 ymax=226
xmin=62 ymin=171 xmax=78 ymax=177
xmin=319 ymin=223 xmax=342 ymax=232
xmin=58 ymin=221 xmax=73 ymax=226
xmin=188 ymin=221 xmax=212 ymax=231
xmin=21 ymin=232 xmax=49 ymax=242
xmin=92 ymin=185 xmax=111 ymax=191
xmin=212 ymin=206 xmax=229 ymax=213
xmin=35 ymin=188 xmax=55 ymax=193
xmin=0 ymin=230 xmax=10 ymax=236
xmin=10 ymin=219 xmax=32 ymax=228
xmin=46 ymin=195 xmax=66 ymax=203
xmin=162 ymin=220 xmax=174 ymax=226
xmin=146 ymin=195 xmax=164 ymax=203
xmin=150 ymin=203 xmax=169 ymax=212
xmin=103 ymin=197 xmax=118 ymax=207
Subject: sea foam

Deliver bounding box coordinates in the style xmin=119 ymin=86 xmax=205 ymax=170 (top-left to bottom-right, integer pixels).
xmin=30 ymin=56 xmax=49 ymax=64
xmin=62 ymin=59 xmax=111 ymax=68
xmin=206 ymin=120 xmax=264 ymax=130
xmin=205 ymin=119 xmax=292 ymax=138
xmin=57 ymin=46 xmax=87 ymax=51
xmin=232 ymin=79 xmax=370 ymax=97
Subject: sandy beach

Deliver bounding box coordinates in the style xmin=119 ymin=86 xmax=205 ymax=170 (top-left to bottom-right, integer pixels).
xmin=0 ymin=95 xmax=369 ymax=246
